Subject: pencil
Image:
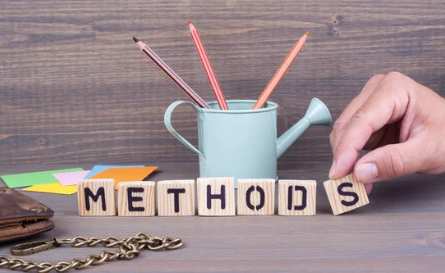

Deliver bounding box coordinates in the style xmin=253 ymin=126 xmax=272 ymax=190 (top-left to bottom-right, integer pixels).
xmin=189 ymin=21 xmax=229 ymax=110
xmin=133 ymin=37 xmax=211 ymax=109
xmin=252 ymin=31 xmax=309 ymax=110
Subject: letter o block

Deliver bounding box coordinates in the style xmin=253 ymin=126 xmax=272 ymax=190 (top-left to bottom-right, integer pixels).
xmin=323 ymin=174 xmax=370 ymax=215
xmin=237 ymin=179 xmax=275 ymax=215
xmin=157 ymin=180 xmax=195 ymax=216
xmin=278 ymin=180 xmax=316 ymax=216
xmin=77 ymin=179 xmax=116 ymax=216
xmin=197 ymin=177 xmax=235 ymax=216
xmin=117 ymin=181 xmax=156 ymax=217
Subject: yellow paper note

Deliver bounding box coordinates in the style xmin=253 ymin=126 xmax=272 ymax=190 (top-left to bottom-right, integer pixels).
xmin=90 ymin=166 xmax=158 ymax=189
xmin=23 ymin=183 xmax=78 ymax=195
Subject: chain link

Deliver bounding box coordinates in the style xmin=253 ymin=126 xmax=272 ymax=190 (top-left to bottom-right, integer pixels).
xmin=0 ymin=232 xmax=183 ymax=273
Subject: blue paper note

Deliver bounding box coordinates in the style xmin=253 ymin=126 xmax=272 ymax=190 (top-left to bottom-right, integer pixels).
xmin=84 ymin=165 xmax=144 ymax=179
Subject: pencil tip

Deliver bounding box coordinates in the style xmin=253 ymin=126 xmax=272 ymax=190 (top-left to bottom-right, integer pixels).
xmin=305 ymin=31 xmax=310 ymax=36
xmin=133 ymin=37 xmax=139 ymax=43
xmin=188 ymin=20 xmax=192 ymax=25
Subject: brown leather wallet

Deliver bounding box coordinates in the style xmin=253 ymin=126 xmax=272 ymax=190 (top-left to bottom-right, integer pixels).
xmin=0 ymin=188 xmax=54 ymax=243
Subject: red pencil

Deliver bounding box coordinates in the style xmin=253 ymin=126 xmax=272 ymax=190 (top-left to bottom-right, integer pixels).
xmin=133 ymin=37 xmax=211 ymax=109
xmin=188 ymin=21 xmax=229 ymax=110
xmin=252 ymin=31 xmax=309 ymax=109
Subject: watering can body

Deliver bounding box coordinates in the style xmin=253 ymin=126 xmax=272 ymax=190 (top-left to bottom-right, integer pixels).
xmin=164 ymin=99 xmax=331 ymax=186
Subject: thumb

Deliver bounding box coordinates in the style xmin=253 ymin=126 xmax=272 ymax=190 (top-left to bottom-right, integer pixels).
xmin=354 ymin=139 xmax=425 ymax=183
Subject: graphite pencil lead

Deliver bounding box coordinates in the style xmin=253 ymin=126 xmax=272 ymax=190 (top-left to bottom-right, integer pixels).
xmin=133 ymin=37 xmax=139 ymax=43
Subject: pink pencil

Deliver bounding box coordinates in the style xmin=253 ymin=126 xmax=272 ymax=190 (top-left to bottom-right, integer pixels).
xmin=188 ymin=21 xmax=229 ymax=110
xmin=133 ymin=37 xmax=211 ymax=109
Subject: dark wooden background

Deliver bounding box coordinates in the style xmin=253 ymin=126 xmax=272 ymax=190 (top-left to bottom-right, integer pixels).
xmin=1 ymin=0 xmax=444 ymax=165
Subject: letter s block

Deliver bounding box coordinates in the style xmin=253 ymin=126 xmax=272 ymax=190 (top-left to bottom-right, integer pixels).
xmin=237 ymin=179 xmax=275 ymax=215
xmin=77 ymin=179 xmax=116 ymax=216
xmin=197 ymin=177 xmax=235 ymax=216
xmin=157 ymin=180 xmax=195 ymax=216
xmin=323 ymin=174 xmax=370 ymax=215
xmin=278 ymin=180 xmax=316 ymax=216
xmin=117 ymin=181 xmax=156 ymax=217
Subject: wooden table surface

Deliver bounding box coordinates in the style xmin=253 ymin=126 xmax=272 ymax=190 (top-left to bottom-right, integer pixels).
xmin=1 ymin=162 xmax=445 ymax=273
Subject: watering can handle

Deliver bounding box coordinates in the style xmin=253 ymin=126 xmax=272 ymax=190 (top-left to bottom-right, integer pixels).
xmin=164 ymin=101 xmax=205 ymax=158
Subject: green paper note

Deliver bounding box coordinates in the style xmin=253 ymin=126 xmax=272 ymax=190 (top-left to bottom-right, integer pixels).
xmin=1 ymin=168 xmax=83 ymax=188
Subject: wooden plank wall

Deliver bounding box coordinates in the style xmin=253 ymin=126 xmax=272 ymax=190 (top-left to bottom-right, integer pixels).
xmin=0 ymin=0 xmax=444 ymax=165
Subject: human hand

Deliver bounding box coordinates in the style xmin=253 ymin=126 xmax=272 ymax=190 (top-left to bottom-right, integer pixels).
xmin=329 ymin=72 xmax=445 ymax=194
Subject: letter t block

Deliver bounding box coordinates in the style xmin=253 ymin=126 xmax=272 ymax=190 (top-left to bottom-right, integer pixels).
xmin=77 ymin=179 xmax=116 ymax=216
xmin=197 ymin=177 xmax=235 ymax=216
xmin=324 ymin=174 xmax=370 ymax=215
xmin=157 ymin=180 xmax=195 ymax=216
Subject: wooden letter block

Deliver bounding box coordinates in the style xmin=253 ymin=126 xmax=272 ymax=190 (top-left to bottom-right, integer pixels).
xmin=117 ymin=181 xmax=155 ymax=217
xmin=197 ymin=177 xmax=235 ymax=216
xmin=157 ymin=180 xmax=195 ymax=216
xmin=278 ymin=180 xmax=316 ymax=216
xmin=77 ymin=179 xmax=116 ymax=216
xmin=237 ymin=179 xmax=275 ymax=215
xmin=323 ymin=174 xmax=370 ymax=215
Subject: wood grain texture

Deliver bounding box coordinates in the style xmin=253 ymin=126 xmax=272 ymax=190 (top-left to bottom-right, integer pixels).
xmin=278 ymin=180 xmax=317 ymax=216
xmin=77 ymin=179 xmax=115 ymax=216
xmin=197 ymin=177 xmax=235 ymax=216
xmin=117 ymin=181 xmax=155 ymax=217
xmin=237 ymin=179 xmax=275 ymax=215
xmin=1 ymin=162 xmax=445 ymax=272
xmin=0 ymin=0 xmax=444 ymax=165
xmin=157 ymin=180 xmax=195 ymax=216
xmin=324 ymin=174 xmax=370 ymax=215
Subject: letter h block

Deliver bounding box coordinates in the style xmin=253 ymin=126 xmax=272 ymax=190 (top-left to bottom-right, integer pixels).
xmin=117 ymin=181 xmax=156 ymax=217
xmin=237 ymin=179 xmax=275 ymax=215
xmin=78 ymin=179 xmax=116 ymax=216
xmin=323 ymin=174 xmax=370 ymax=215
xmin=157 ymin=180 xmax=195 ymax=216
xmin=197 ymin=177 xmax=235 ymax=216
xmin=278 ymin=180 xmax=316 ymax=216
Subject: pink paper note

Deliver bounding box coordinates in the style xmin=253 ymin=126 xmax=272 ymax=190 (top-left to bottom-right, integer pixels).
xmin=52 ymin=170 xmax=91 ymax=186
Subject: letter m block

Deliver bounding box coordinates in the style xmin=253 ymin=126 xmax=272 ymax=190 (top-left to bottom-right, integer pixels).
xmin=78 ymin=179 xmax=116 ymax=216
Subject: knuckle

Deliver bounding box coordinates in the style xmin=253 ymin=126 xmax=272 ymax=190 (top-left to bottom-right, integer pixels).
xmin=382 ymin=146 xmax=406 ymax=177
xmin=330 ymin=119 xmax=345 ymax=144
xmin=368 ymin=74 xmax=385 ymax=85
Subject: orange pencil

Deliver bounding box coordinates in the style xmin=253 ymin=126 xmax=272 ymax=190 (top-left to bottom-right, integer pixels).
xmin=252 ymin=31 xmax=309 ymax=109
xmin=189 ymin=21 xmax=229 ymax=110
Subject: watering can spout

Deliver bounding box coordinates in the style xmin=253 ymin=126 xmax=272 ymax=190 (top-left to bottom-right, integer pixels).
xmin=276 ymin=98 xmax=332 ymax=158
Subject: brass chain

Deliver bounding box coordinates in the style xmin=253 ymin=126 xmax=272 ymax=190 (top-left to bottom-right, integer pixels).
xmin=0 ymin=232 xmax=183 ymax=273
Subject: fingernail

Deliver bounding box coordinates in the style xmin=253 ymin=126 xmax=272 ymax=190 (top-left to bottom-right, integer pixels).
xmin=356 ymin=163 xmax=379 ymax=183
xmin=329 ymin=161 xmax=337 ymax=179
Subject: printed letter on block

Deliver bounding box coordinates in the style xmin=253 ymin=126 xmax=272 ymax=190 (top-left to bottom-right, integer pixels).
xmin=157 ymin=180 xmax=195 ymax=216
xmin=197 ymin=177 xmax=235 ymax=216
xmin=323 ymin=174 xmax=369 ymax=215
xmin=117 ymin=181 xmax=155 ymax=217
xmin=237 ymin=179 xmax=275 ymax=215
xmin=278 ymin=180 xmax=316 ymax=216
xmin=78 ymin=179 xmax=115 ymax=216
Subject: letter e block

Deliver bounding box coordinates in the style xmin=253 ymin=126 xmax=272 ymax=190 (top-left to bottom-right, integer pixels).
xmin=157 ymin=180 xmax=195 ymax=216
xmin=237 ymin=179 xmax=275 ymax=215
xmin=117 ymin=181 xmax=155 ymax=217
xmin=77 ymin=179 xmax=116 ymax=216
xmin=197 ymin=177 xmax=235 ymax=216
xmin=278 ymin=180 xmax=316 ymax=216
xmin=323 ymin=174 xmax=369 ymax=215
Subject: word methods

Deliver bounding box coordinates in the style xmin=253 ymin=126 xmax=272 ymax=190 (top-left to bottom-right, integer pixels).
xmin=77 ymin=175 xmax=370 ymax=217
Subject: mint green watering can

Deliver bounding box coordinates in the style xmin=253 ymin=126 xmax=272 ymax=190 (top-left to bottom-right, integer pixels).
xmin=164 ymin=99 xmax=331 ymax=186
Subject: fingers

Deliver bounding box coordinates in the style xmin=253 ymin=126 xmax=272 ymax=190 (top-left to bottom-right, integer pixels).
xmin=329 ymin=72 xmax=412 ymax=179
xmin=330 ymin=74 xmax=385 ymax=152
xmin=354 ymin=139 xmax=426 ymax=183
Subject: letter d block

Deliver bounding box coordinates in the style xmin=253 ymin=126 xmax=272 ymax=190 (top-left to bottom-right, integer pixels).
xmin=117 ymin=181 xmax=156 ymax=217
xmin=278 ymin=180 xmax=316 ymax=216
xmin=157 ymin=180 xmax=195 ymax=216
xmin=197 ymin=178 xmax=235 ymax=216
xmin=323 ymin=174 xmax=370 ymax=216
xmin=77 ymin=179 xmax=116 ymax=216
xmin=237 ymin=179 xmax=275 ymax=215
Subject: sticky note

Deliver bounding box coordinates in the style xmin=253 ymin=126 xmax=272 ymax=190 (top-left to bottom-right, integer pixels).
xmin=23 ymin=183 xmax=78 ymax=195
xmin=52 ymin=170 xmax=91 ymax=186
xmin=90 ymin=166 xmax=158 ymax=189
xmin=1 ymin=168 xmax=84 ymax=188
xmin=84 ymin=165 xmax=144 ymax=179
